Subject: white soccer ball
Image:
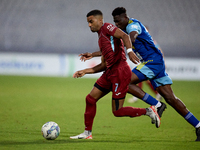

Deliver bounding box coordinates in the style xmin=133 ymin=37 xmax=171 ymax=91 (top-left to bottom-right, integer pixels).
xmin=41 ymin=121 xmax=60 ymax=140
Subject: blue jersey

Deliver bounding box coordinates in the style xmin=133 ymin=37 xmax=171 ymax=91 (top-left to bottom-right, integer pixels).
xmin=125 ymin=18 xmax=163 ymax=62
xmin=125 ymin=18 xmax=172 ymax=89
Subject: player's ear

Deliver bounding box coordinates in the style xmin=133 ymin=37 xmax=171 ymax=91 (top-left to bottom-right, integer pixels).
xmin=100 ymin=18 xmax=104 ymax=24
xmin=97 ymin=15 xmax=103 ymax=22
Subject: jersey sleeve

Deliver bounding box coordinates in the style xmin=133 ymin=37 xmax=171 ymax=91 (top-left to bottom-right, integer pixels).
xmin=126 ymin=22 xmax=142 ymax=35
xmin=103 ymin=23 xmax=117 ymax=36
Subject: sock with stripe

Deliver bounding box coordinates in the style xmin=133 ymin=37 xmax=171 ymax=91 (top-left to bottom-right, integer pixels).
xmin=142 ymin=93 xmax=161 ymax=107
xmin=184 ymin=112 xmax=200 ymax=128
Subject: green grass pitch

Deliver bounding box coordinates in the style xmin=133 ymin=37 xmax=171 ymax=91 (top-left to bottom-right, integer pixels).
xmin=0 ymin=75 xmax=200 ymax=150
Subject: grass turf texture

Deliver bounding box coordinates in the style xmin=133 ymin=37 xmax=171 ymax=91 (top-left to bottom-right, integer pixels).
xmin=0 ymin=75 xmax=200 ymax=150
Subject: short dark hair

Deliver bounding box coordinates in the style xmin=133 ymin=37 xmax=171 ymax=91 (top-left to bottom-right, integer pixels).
xmin=112 ymin=7 xmax=126 ymax=17
xmin=87 ymin=10 xmax=103 ymax=17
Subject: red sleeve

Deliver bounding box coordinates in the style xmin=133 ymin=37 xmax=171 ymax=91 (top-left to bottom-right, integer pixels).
xmin=102 ymin=23 xmax=117 ymax=36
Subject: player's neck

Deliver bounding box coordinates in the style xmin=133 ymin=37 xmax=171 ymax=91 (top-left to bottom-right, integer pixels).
xmin=96 ymin=22 xmax=104 ymax=32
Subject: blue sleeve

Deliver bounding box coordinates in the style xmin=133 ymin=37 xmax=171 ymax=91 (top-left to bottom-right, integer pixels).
xmin=126 ymin=22 xmax=142 ymax=34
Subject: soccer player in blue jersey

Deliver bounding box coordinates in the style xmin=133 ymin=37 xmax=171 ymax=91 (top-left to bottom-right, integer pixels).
xmin=128 ymin=26 xmax=163 ymax=103
xmin=111 ymin=7 xmax=200 ymax=141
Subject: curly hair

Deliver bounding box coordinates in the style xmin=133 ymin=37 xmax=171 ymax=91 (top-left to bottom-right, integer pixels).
xmin=112 ymin=7 xmax=127 ymax=17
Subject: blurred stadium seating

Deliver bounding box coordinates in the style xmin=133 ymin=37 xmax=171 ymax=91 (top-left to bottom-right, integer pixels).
xmin=0 ymin=0 xmax=199 ymax=57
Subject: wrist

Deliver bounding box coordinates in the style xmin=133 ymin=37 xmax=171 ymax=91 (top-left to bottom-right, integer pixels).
xmin=126 ymin=48 xmax=132 ymax=54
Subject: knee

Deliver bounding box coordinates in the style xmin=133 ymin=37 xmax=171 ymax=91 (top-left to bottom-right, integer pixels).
xmin=86 ymin=94 xmax=97 ymax=105
xmin=164 ymin=95 xmax=186 ymax=108
xmin=164 ymin=95 xmax=176 ymax=105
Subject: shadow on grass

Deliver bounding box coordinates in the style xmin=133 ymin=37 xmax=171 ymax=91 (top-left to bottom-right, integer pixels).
xmin=0 ymin=139 xmax=178 ymax=146
xmin=1 ymin=138 xmax=196 ymax=147
xmin=0 ymin=130 xmax=196 ymax=146
xmin=1 ymin=135 xmax=194 ymax=146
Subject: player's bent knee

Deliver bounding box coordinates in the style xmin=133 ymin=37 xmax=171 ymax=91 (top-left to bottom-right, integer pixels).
xmin=165 ymin=96 xmax=185 ymax=107
xmin=165 ymin=97 xmax=175 ymax=105
xmin=86 ymin=94 xmax=97 ymax=105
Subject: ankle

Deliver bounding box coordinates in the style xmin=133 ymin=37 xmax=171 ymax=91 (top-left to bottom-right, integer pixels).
xmin=84 ymin=130 xmax=92 ymax=136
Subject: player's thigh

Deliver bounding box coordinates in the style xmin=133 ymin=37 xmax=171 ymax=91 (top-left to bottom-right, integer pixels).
xmin=92 ymin=72 xmax=111 ymax=100
xmin=130 ymin=72 xmax=140 ymax=84
xmin=131 ymin=68 xmax=147 ymax=84
xmin=112 ymin=98 xmax=125 ymax=112
xmin=89 ymin=86 xmax=107 ymax=100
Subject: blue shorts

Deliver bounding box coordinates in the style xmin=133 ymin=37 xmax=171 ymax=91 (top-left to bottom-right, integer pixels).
xmin=132 ymin=60 xmax=173 ymax=90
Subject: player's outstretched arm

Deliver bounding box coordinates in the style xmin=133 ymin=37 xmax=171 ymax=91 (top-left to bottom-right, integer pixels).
xmin=79 ymin=52 xmax=92 ymax=62
xmin=79 ymin=51 xmax=102 ymax=62
xmin=73 ymin=70 xmax=86 ymax=78
xmin=114 ymin=28 xmax=140 ymax=64
xmin=73 ymin=56 xmax=106 ymax=78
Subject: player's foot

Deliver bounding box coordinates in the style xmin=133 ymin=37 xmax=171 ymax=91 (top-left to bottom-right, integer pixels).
xmin=127 ymin=96 xmax=138 ymax=103
xmin=146 ymin=106 xmax=161 ymax=128
xmin=70 ymin=130 xmax=93 ymax=139
xmin=157 ymin=101 xmax=166 ymax=118
xmin=196 ymin=127 xmax=200 ymax=141
xmin=156 ymin=93 xmax=162 ymax=101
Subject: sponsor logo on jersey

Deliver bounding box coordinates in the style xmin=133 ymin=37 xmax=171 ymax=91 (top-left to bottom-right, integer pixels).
xmin=107 ymin=24 xmax=115 ymax=32
xmin=115 ymin=92 xmax=121 ymax=96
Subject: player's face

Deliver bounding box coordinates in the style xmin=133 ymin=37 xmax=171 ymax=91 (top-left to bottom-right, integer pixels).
xmin=113 ymin=15 xmax=127 ymax=30
xmin=87 ymin=15 xmax=102 ymax=32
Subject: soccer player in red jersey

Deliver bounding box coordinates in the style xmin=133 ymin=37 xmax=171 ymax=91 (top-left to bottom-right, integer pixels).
xmin=70 ymin=10 xmax=161 ymax=139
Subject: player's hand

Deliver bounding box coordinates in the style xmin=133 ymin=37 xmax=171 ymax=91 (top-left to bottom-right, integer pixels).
xmin=128 ymin=51 xmax=140 ymax=64
xmin=73 ymin=70 xmax=86 ymax=78
xmin=79 ymin=52 xmax=93 ymax=62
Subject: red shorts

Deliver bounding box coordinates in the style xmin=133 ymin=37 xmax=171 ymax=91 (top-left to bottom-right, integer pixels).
xmin=95 ymin=61 xmax=132 ymax=100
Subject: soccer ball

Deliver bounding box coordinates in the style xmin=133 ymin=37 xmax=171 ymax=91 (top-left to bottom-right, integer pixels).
xmin=41 ymin=121 xmax=60 ymax=140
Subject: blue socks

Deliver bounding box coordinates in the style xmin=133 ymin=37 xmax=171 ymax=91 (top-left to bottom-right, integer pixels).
xmin=142 ymin=93 xmax=159 ymax=106
xmin=185 ymin=112 xmax=200 ymax=128
xmin=142 ymin=93 xmax=200 ymax=128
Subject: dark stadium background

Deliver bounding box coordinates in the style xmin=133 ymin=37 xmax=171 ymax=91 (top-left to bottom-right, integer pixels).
xmin=0 ymin=0 xmax=199 ymax=58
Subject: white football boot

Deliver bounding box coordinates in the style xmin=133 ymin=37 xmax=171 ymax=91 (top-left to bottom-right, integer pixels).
xmin=146 ymin=106 xmax=161 ymax=128
xmin=70 ymin=130 xmax=92 ymax=139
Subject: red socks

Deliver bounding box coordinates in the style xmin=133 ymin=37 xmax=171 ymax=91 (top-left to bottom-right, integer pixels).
xmin=84 ymin=94 xmax=147 ymax=130
xmin=113 ymin=106 xmax=146 ymax=117
xmin=84 ymin=94 xmax=98 ymax=131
